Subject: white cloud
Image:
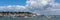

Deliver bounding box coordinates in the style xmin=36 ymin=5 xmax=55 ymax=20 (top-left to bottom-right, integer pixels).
xmin=25 ymin=0 xmax=60 ymax=15
xmin=26 ymin=0 xmax=53 ymax=11
xmin=51 ymin=3 xmax=60 ymax=9
xmin=0 ymin=5 xmax=26 ymax=12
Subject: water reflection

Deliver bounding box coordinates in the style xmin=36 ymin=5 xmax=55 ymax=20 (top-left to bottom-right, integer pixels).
xmin=0 ymin=15 xmax=60 ymax=20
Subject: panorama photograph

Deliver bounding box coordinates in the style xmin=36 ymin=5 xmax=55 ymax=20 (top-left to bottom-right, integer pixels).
xmin=0 ymin=0 xmax=60 ymax=20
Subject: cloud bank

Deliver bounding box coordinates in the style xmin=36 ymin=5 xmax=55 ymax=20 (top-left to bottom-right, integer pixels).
xmin=0 ymin=0 xmax=60 ymax=15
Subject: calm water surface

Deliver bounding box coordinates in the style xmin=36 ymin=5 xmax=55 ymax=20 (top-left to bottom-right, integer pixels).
xmin=0 ymin=15 xmax=60 ymax=20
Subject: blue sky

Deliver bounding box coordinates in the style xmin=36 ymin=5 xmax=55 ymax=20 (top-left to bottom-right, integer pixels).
xmin=55 ymin=0 xmax=60 ymax=3
xmin=0 ymin=0 xmax=26 ymax=6
xmin=0 ymin=0 xmax=59 ymax=6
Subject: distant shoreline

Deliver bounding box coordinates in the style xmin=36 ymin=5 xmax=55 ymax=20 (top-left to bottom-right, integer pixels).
xmin=0 ymin=12 xmax=41 ymax=17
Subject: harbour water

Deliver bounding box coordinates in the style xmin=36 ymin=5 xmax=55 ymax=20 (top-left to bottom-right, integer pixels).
xmin=0 ymin=15 xmax=60 ymax=20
